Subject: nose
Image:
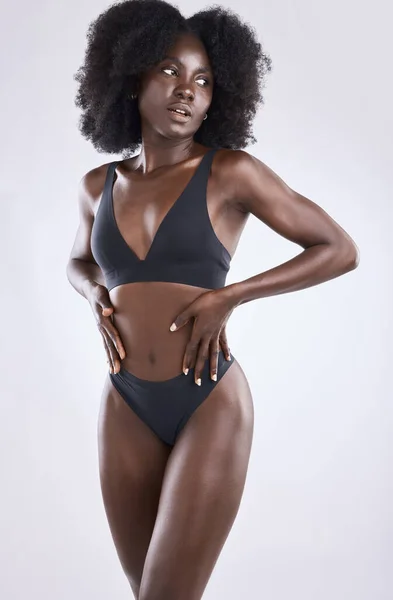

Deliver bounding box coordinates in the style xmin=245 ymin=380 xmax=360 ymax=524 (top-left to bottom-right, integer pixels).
xmin=175 ymin=86 xmax=194 ymax=101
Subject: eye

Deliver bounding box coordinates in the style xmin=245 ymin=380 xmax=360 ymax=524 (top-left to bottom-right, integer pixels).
xmin=161 ymin=67 xmax=210 ymax=87
xmin=162 ymin=67 xmax=177 ymax=76
xmin=196 ymin=76 xmax=209 ymax=87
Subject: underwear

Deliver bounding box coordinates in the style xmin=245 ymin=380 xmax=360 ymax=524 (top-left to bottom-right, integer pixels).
xmin=110 ymin=349 xmax=235 ymax=446
xmin=90 ymin=147 xmax=232 ymax=291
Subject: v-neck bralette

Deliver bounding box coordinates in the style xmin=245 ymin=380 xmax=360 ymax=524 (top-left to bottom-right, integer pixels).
xmin=91 ymin=147 xmax=231 ymax=291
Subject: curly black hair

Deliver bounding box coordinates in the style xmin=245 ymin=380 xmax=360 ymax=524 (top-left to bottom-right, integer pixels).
xmin=73 ymin=0 xmax=272 ymax=156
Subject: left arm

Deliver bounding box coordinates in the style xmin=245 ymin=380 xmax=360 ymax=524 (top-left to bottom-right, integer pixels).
xmin=170 ymin=150 xmax=360 ymax=384
xmin=222 ymin=150 xmax=359 ymax=307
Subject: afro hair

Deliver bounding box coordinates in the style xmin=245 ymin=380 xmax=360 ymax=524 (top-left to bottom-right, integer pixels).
xmin=73 ymin=0 xmax=272 ymax=156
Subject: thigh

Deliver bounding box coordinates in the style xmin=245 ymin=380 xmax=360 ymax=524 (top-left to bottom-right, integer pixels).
xmin=97 ymin=374 xmax=172 ymax=598
xmin=138 ymin=359 xmax=254 ymax=600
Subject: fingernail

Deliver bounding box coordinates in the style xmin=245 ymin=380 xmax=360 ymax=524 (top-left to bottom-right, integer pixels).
xmin=226 ymin=353 xmax=231 ymax=361
xmin=211 ymin=373 xmax=217 ymax=381
xmin=169 ymin=323 xmax=177 ymax=331
xmin=196 ymin=378 xmax=201 ymax=386
xmin=183 ymin=368 xmax=189 ymax=375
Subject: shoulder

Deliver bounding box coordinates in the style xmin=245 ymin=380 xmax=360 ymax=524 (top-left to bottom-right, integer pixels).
xmin=212 ymin=147 xmax=267 ymax=211
xmin=214 ymin=147 xmax=273 ymax=180
xmin=213 ymin=147 xmax=257 ymax=171
xmin=77 ymin=161 xmax=115 ymax=216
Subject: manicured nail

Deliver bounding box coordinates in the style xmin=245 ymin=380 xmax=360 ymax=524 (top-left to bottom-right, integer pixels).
xmin=226 ymin=353 xmax=231 ymax=361
xmin=211 ymin=373 xmax=217 ymax=381
xmin=169 ymin=323 xmax=177 ymax=331
xmin=196 ymin=378 xmax=201 ymax=386
xmin=183 ymin=368 xmax=189 ymax=375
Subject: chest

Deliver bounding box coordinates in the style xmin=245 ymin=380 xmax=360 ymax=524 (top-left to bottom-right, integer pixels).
xmin=107 ymin=165 xmax=228 ymax=262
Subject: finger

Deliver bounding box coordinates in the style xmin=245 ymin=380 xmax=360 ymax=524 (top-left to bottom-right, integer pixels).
xmin=97 ymin=324 xmax=114 ymax=373
xmin=182 ymin=337 xmax=200 ymax=376
xmin=101 ymin=327 xmax=121 ymax=374
xmin=209 ymin=338 xmax=220 ymax=381
xmin=194 ymin=338 xmax=210 ymax=386
xmin=169 ymin=311 xmax=192 ymax=332
xmin=91 ymin=302 xmax=113 ymax=324
xmin=106 ymin=336 xmax=121 ymax=374
xmin=95 ymin=289 xmax=114 ymax=317
xmin=219 ymin=327 xmax=231 ymax=361
xmin=103 ymin=319 xmax=126 ymax=360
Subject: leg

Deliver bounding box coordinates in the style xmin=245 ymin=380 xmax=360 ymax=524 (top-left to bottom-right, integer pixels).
xmin=138 ymin=359 xmax=254 ymax=600
xmin=97 ymin=375 xmax=172 ymax=598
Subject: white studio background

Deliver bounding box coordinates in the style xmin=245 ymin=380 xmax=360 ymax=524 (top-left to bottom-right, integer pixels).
xmin=1 ymin=1 xmax=391 ymax=599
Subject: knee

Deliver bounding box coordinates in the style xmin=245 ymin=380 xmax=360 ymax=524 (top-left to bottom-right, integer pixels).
xmin=138 ymin=587 xmax=162 ymax=600
xmin=137 ymin=590 xmax=181 ymax=600
xmin=138 ymin=585 xmax=189 ymax=600
xmin=138 ymin=591 xmax=157 ymax=600
xmin=125 ymin=574 xmax=140 ymax=600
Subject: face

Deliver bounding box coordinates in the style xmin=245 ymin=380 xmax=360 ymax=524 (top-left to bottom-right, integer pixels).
xmin=135 ymin=33 xmax=214 ymax=140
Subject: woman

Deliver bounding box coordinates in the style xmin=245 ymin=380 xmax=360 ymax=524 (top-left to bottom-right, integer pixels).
xmin=66 ymin=1 xmax=359 ymax=598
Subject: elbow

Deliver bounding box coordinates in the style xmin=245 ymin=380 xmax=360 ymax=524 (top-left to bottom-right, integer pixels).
xmin=336 ymin=239 xmax=360 ymax=272
xmin=65 ymin=261 xmax=70 ymax=281
xmin=349 ymin=245 xmax=360 ymax=270
xmin=65 ymin=258 xmax=75 ymax=284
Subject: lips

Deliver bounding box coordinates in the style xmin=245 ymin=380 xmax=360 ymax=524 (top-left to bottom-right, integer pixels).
xmin=167 ymin=103 xmax=192 ymax=117
xmin=167 ymin=109 xmax=191 ymax=123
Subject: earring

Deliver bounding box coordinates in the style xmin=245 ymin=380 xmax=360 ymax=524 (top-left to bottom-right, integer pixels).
xmin=203 ymin=113 xmax=208 ymax=120
xmin=129 ymin=93 xmax=137 ymax=100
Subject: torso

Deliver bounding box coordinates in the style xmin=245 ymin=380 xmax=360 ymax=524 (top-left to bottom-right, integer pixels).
xmin=92 ymin=146 xmax=249 ymax=380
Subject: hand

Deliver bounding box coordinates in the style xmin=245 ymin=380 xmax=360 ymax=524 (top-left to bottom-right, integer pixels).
xmin=169 ymin=289 xmax=236 ymax=385
xmin=87 ymin=283 xmax=126 ymax=374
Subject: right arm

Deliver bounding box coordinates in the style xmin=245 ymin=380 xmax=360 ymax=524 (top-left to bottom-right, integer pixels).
xmin=66 ymin=168 xmax=125 ymax=373
xmin=66 ymin=170 xmax=106 ymax=300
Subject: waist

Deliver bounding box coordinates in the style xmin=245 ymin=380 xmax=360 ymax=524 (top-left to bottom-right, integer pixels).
xmin=105 ymin=261 xmax=228 ymax=292
xmin=109 ymin=281 xmax=213 ymax=380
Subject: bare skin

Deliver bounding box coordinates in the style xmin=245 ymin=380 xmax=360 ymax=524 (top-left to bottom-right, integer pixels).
xmin=66 ymin=31 xmax=359 ymax=600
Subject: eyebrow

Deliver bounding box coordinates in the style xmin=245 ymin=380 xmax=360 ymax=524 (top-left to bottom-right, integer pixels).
xmin=162 ymin=56 xmax=212 ymax=74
